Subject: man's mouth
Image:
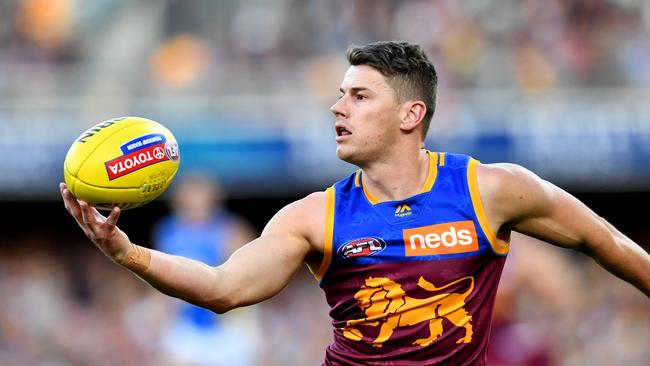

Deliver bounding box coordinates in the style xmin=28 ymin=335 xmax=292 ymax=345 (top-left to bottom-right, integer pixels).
xmin=336 ymin=126 xmax=351 ymax=137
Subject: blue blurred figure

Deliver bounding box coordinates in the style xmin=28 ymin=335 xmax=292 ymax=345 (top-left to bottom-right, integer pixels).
xmin=152 ymin=172 xmax=258 ymax=366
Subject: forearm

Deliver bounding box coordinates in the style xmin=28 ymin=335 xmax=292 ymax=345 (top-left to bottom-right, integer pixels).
xmin=584 ymin=219 xmax=650 ymax=298
xmin=118 ymin=233 xmax=310 ymax=313
xmin=119 ymin=243 xmax=235 ymax=313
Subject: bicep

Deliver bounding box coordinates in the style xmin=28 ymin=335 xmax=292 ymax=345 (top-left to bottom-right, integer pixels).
xmin=218 ymin=231 xmax=311 ymax=307
xmin=483 ymin=164 xmax=611 ymax=251
xmin=215 ymin=193 xmax=324 ymax=307
xmin=512 ymin=182 xmax=610 ymax=251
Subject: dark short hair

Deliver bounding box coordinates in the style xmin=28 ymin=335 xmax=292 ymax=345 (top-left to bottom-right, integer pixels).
xmin=346 ymin=41 xmax=437 ymax=139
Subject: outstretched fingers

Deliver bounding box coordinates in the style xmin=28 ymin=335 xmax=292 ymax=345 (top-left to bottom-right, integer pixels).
xmin=60 ymin=182 xmax=82 ymax=220
xmin=78 ymin=200 xmax=97 ymax=225
xmin=106 ymin=206 xmax=121 ymax=228
xmin=59 ymin=183 xmax=129 ymax=260
xmin=81 ymin=201 xmax=119 ymax=243
xmin=59 ymin=183 xmax=120 ymax=229
xmin=60 ymin=183 xmax=96 ymax=238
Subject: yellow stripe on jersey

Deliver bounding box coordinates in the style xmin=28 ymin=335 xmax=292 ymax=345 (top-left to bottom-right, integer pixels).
xmin=354 ymin=170 xmax=361 ymax=187
xmin=420 ymin=151 xmax=439 ymax=193
xmin=315 ymin=186 xmax=336 ymax=281
xmin=361 ymin=175 xmax=380 ymax=204
xmin=439 ymin=152 xmax=446 ymax=167
xmin=467 ymin=158 xmax=510 ymax=255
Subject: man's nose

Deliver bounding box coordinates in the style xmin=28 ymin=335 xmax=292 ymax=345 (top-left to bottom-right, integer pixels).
xmin=330 ymin=97 xmax=347 ymax=118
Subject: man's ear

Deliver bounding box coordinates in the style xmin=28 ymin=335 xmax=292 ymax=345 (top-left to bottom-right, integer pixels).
xmin=399 ymin=101 xmax=426 ymax=132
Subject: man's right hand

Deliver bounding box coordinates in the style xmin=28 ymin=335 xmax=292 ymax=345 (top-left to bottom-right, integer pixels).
xmin=59 ymin=183 xmax=325 ymax=313
xmin=59 ymin=182 xmax=133 ymax=264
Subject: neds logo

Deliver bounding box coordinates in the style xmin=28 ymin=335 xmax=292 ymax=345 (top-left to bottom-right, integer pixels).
xmin=403 ymin=220 xmax=478 ymax=256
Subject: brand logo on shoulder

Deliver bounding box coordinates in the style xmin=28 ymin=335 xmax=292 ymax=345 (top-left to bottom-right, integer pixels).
xmin=338 ymin=237 xmax=386 ymax=258
xmin=394 ymin=204 xmax=412 ymax=217
xmin=403 ymin=220 xmax=479 ymax=256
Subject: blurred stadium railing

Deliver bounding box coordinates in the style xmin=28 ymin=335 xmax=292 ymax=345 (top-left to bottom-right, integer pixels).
xmin=1 ymin=88 xmax=650 ymax=200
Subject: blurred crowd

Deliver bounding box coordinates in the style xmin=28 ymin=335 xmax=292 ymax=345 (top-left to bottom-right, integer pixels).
xmin=1 ymin=0 xmax=650 ymax=103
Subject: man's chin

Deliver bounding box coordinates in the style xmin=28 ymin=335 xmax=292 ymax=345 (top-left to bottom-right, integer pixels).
xmin=336 ymin=148 xmax=351 ymax=162
xmin=336 ymin=148 xmax=360 ymax=166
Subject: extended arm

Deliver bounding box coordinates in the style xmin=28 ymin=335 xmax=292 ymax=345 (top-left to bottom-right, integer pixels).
xmin=60 ymin=182 xmax=325 ymax=313
xmin=478 ymin=164 xmax=650 ymax=297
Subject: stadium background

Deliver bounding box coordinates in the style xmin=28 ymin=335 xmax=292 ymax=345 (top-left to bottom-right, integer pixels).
xmin=1 ymin=0 xmax=649 ymax=365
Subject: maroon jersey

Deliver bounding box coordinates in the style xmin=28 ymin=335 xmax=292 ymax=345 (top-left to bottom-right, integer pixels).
xmin=315 ymin=152 xmax=509 ymax=365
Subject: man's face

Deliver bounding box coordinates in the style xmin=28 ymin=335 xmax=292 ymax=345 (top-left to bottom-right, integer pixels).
xmin=330 ymin=65 xmax=403 ymax=165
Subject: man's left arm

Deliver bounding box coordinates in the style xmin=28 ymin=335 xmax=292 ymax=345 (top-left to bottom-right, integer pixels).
xmin=477 ymin=163 xmax=650 ymax=297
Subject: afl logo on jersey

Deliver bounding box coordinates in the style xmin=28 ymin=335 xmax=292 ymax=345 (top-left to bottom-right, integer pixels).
xmin=338 ymin=237 xmax=386 ymax=258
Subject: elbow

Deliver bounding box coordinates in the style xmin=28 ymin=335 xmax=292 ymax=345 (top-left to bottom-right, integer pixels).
xmin=579 ymin=219 xmax=619 ymax=257
xmin=208 ymin=305 xmax=234 ymax=315
xmin=205 ymin=297 xmax=241 ymax=314
xmin=212 ymin=307 xmax=232 ymax=315
xmin=200 ymin=267 xmax=244 ymax=314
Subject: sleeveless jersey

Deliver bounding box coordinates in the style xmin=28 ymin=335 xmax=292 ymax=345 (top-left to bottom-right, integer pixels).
xmin=316 ymin=152 xmax=509 ymax=366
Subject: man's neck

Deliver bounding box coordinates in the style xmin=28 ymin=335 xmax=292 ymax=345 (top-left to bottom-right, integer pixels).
xmin=360 ymin=148 xmax=431 ymax=203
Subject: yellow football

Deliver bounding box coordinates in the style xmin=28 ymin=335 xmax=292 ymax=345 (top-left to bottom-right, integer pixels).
xmin=64 ymin=116 xmax=180 ymax=210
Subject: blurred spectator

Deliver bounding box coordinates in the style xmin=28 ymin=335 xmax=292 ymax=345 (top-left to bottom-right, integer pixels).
xmin=149 ymin=34 xmax=210 ymax=89
xmin=151 ymin=172 xmax=260 ymax=366
xmin=15 ymin=0 xmax=74 ymax=54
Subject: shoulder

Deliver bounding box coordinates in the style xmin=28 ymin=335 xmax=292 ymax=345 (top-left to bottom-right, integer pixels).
xmin=271 ymin=191 xmax=328 ymax=222
xmin=476 ymin=162 xmax=556 ymax=224
xmin=262 ymin=191 xmax=329 ymax=252
xmin=476 ymin=162 xmax=542 ymax=191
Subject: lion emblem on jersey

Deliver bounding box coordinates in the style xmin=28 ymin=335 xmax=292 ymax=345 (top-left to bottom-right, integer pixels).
xmin=340 ymin=276 xmax=474 ymax=347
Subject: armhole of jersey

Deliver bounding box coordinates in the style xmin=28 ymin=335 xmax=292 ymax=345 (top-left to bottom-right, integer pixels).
xmin=314 ymin=186 xmax=335 ymax=281
xmin=467 ymin=158 xmax=510 ymax=255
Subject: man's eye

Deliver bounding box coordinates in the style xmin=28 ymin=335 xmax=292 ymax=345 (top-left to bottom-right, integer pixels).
xmin=355 ymin=95 xmax=366 ymax=101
